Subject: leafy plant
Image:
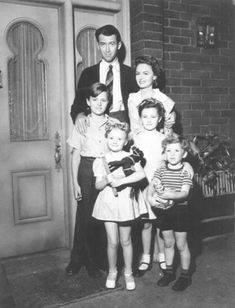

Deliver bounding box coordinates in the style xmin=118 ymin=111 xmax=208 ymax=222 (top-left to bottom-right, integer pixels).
xmin=187 ymin=133 xmax=235 ymax=190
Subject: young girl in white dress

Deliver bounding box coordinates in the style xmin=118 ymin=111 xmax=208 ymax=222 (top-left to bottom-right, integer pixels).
xmin=133 ymin=98 xmax=167 ymax=276
xmin=92 ymin=122 xmax=147 ymax=291
xmin=128 ymin=55 xmax=176 ymax=135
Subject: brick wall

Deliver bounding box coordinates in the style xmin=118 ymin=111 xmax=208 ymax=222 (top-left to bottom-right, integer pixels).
xmin=130 ymin=0 xmax=235 ymax=146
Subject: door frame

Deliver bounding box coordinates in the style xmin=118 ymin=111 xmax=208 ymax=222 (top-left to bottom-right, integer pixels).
xmin=0 ymin=0 xmax=131 ymax=248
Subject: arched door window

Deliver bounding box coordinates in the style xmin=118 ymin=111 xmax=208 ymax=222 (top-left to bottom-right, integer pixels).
xmin=7 ymin=21 xmax=48 ymax=141
xmin=75 ymin=27 xmax=100 ymax=86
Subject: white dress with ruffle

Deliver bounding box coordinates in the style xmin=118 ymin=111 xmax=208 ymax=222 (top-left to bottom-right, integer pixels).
xmin=92 ymin=151 xmax=147 ymax=222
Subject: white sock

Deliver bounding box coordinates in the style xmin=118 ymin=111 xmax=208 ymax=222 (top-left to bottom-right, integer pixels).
xmin=158 ymin=253 xmax=166 ymax=270
xmin=158 ymin=253 xmax=165 ymax=262
xmin=139 ymin=254 xmax=150 ymax=270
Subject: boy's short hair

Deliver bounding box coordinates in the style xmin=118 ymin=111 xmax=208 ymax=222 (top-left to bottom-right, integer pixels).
xmin=138 ymin=98 xmax=165 ymax=118
xmin=86 ymin=82 xmax=107 ymax=99
xmin=95 ymin=24 xmax=121 ymax=43
xmin=162 ymin=133 xmax=190 ymax=152
xmin=134 ymin=55 xmax=165 ymax=90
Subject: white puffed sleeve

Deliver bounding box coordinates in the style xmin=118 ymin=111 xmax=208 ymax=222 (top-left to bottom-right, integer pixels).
xmin=128 ymin=92 xmax=142 ymax=133
xmin=93 ymin=157 xmax=106 ymax=177
xmin=67 ymin=126 xmax=83 ymax=151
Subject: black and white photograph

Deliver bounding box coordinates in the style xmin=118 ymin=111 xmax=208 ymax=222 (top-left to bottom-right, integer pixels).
xmin=0 ymin=0 xmax=234 ymax=307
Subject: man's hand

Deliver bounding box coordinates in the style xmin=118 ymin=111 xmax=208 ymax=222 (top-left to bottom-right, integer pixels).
xmin=165 ymin=111 xmax=176 ymax=128
xmin=75 ymin=113 xmax=90 ymax=135
xmin=163 ymin=111 xmax=176 ymax=136
xmin=73 ymin=183 xmax=82 ymax=201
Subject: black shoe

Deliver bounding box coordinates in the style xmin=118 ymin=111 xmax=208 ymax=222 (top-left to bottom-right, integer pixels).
xmin=133 ymin=267 xmax=139 ymax=277
xmin=172 ymin=276 xmax=192 ymax=291
xmin=157 ymin=272 xmax=176 ymax=287
xmin=134 ymin=262 xmax=152 ymax=277
xmin=86 ymin=266 xmax=103 ymax=278
xmin=65 ymin=262 xmax=83 ymax=275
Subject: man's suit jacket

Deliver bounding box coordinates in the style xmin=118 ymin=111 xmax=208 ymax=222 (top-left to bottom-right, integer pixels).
xmin=70 ymin=62 xmax=138 ymax=123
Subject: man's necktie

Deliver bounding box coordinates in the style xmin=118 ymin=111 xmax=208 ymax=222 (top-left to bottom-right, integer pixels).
xmin=105 ymin=64 xmax=113 ymax=110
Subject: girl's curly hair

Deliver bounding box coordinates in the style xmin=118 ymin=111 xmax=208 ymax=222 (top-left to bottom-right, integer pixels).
xmin=105 ymin=121 xmax=129 ymax=138
xmin=138 ymin=97 xmax=165 ymax=118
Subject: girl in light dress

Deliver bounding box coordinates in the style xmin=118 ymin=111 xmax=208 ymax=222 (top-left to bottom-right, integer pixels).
xmin=92 ymin=122 xmax=147 ymax=291
xmin=133 ymin=99 xmax=167 ymax=275
xmin=128 ymin=55 xmax=176 ymax=136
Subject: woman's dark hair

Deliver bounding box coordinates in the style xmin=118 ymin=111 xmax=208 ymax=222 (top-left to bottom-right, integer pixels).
xmin=95 ymin=24 xmax=121 ymax=43
xmin=135 ymin=55 xmax=166 ymax=90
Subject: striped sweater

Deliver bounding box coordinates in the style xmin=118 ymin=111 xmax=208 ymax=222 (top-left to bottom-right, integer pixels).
xmin=152 ymin=163 xmax=193 ymax=207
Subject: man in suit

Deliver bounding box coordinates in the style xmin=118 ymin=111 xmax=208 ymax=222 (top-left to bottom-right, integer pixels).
xmin=67 ymin=25 xmax=139 ymax=277
xmin=70 ymin=24 xmax=138 ymax=129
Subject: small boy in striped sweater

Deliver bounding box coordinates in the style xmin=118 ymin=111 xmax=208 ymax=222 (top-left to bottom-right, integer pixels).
xmin=147 ymin=133 xmax=193 ymax=291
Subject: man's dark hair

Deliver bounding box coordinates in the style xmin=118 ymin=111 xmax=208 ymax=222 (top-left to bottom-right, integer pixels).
xmin=95 ymin=24 xmax=121 ymax=43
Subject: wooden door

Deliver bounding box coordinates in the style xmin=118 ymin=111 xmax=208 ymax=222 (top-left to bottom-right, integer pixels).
xmin=0 ymin=2 xmax=67 ymax=258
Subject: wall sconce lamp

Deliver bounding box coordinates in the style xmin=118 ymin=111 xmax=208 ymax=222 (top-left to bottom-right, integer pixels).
xmin=197 ymin=18 xmax=216 ymax=48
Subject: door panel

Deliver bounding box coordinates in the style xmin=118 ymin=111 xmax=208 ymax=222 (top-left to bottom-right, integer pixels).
xmin=0 ymin=2 xmax=66 ymax=258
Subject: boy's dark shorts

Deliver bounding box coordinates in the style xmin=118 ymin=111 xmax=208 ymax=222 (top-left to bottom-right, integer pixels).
xmin=152 ymin=203 xmax=191 ymax=232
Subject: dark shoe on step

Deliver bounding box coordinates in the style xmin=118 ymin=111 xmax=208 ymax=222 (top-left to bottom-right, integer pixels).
xmin=132 ymin=267 xmax=139 ymax=277
xmin=135 ymin=261 xmax=152 ymax=277
xmin=65 ymin=262 xmax=83 ymax=275
xmin=157 ymin=272 xmax=176 ymax=287
xmin=86 ymin=266 xmax=103 ymax=278
xmin=172 ymin=276 xmax=191 ymax=291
